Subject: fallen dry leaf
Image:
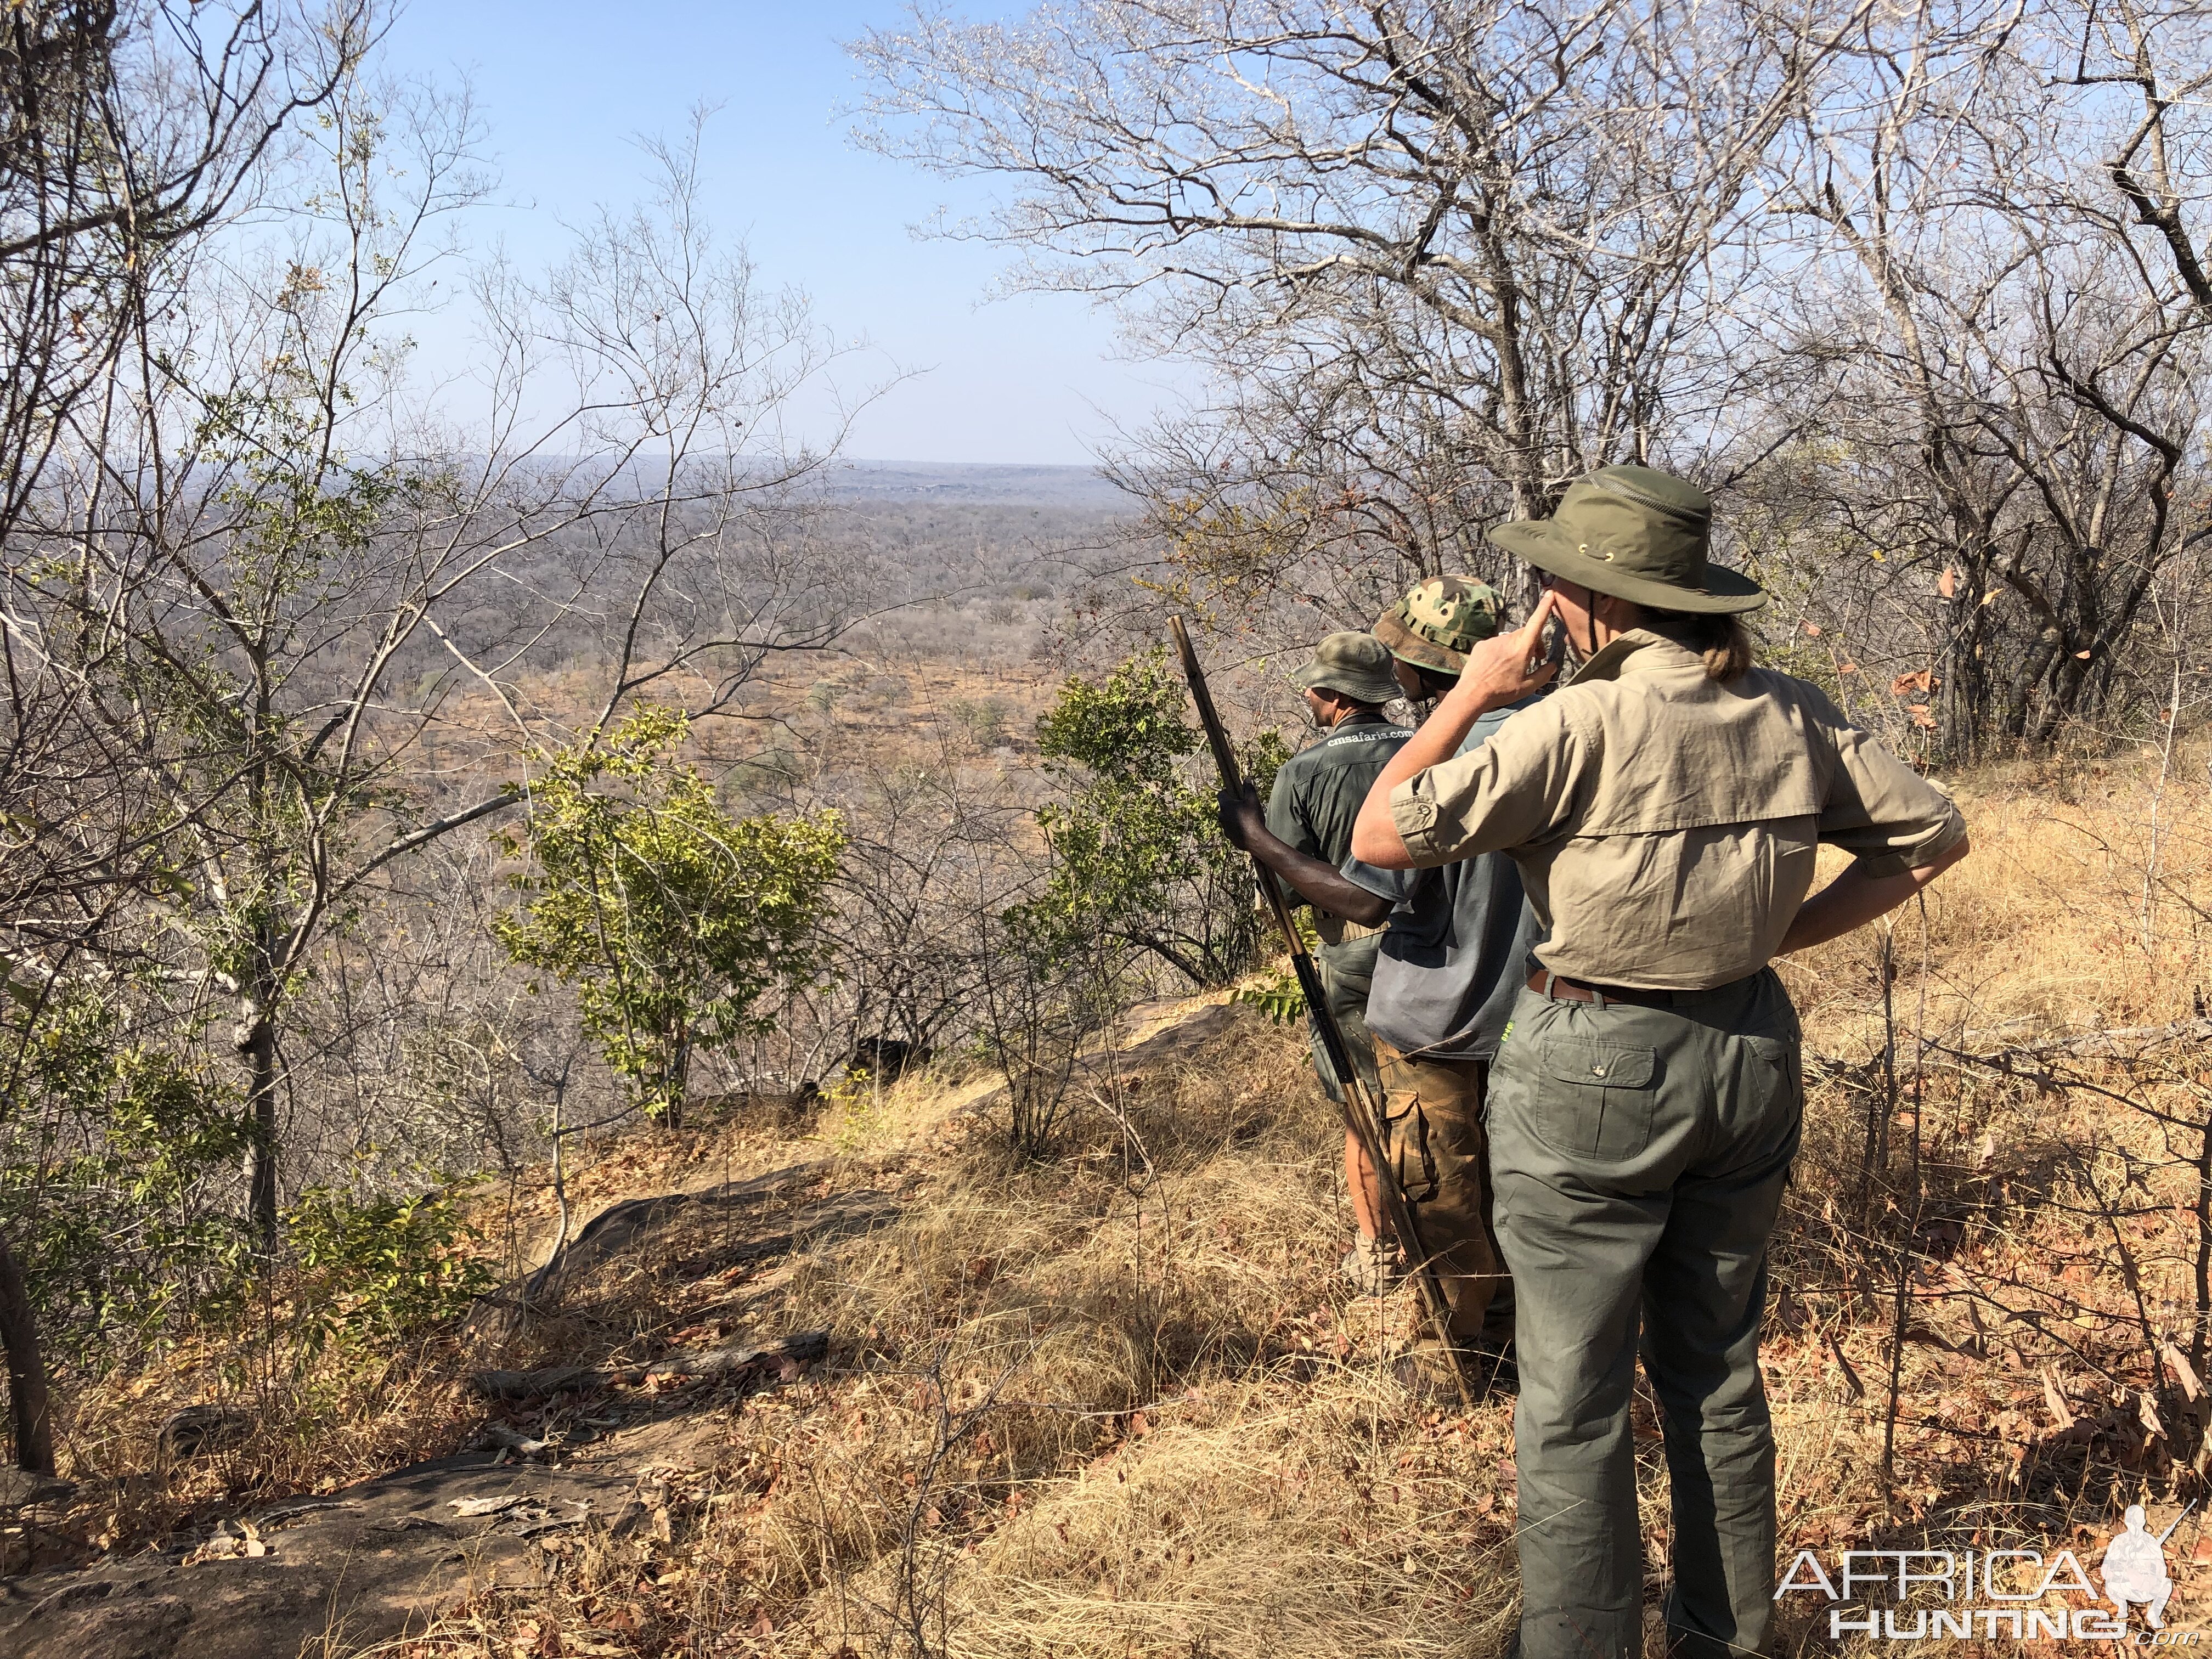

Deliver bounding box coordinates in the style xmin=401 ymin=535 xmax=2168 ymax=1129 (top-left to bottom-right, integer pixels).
xmin=450 ymin=1494 xmax=527 ymax=1518
xmin=2138 ymin=1389 xmax=2168 ymax=1442
xmin=2165 ymin=1343 xmax=2203 ymax=1403
xmin=2042 ymin=1367 xmax=2075 ymax=1430
xmin=1828 ymin=1335 xmax=1866 ymax=1400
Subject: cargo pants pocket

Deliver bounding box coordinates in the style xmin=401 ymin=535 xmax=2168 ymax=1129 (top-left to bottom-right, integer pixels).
xmin=1381 ymin=1084 xmax=1439 ymax=1204
xmin=1528 ymin=1036 xmax=1662 ymax=1163
xmin=1737 ymin=1032 xmax=1805 ymax=1159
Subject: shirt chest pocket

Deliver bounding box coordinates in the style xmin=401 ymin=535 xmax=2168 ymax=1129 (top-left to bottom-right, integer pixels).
xmin=1531 ymin=1038 xmax=1661 ymax=1164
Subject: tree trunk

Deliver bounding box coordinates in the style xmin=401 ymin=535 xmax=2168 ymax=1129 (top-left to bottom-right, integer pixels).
xmin=663 ymin=1028 xmax=690 ymax=1133
xmin=1937 ymin=550 xmax=1994 ymax=764
xmin=238 ymin=1005 xmax=280 ymax=1254
xmin=0 ymin=1232 xmax=55 ymax=1474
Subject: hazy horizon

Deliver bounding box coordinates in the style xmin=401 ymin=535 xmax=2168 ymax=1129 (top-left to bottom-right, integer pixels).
xmin=380 ymin=2 xmax=1198 ymax=469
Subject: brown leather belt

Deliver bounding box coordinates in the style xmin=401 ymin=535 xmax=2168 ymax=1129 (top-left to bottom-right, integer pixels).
xmin=1526 ymin=968 xmax=1681 ymax=1009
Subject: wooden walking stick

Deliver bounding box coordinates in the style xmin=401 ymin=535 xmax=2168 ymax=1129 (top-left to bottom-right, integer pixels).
xmin=1168 ymin=616 xmax=1478 ymax=1411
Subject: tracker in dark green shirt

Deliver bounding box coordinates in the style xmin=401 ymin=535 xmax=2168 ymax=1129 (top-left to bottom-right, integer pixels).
xmin=1221 ymin=589 xmax=1512 ymax=1307
xmin=1263 ymin=636 xmax=1412 ymax=1105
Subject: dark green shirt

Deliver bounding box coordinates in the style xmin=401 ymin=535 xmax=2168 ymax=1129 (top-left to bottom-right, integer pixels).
xmin=1263 ymin=714 xmax=1413 ymax=904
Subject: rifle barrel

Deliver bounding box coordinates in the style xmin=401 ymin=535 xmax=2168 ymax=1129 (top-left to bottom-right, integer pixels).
xmin=2158 ymin=1499 xmax=2196 ymax=1545
xmin=1167 ymin=614 xmax=1478 ymax=1412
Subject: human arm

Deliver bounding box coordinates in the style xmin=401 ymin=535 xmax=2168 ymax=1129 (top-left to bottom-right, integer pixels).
xmin=1777 ymin=835 xmax=1970 ymax=954
xmin=1219 ymin=785 xmax=1392 ymax=927
xmin=1784 ymin=696 xmax=1972 ymax=952
xmin=1350 ymin=592 xmax=1560 ymax=868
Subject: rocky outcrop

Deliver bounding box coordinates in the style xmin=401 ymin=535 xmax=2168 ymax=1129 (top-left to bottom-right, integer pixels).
xmin=0 ymin=1452 xmax=637 ymax=1659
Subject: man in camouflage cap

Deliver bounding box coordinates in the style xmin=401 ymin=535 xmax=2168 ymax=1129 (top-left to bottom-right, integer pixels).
xmin=1223 ymin=578 xmax=1542 ymax=1367
xmin=1374 ymin=575 xmax=1504 ymax=684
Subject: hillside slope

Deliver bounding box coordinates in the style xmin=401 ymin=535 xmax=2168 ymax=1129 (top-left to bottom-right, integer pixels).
xmin=13 ymin=741 xmax=2212 ymax=1656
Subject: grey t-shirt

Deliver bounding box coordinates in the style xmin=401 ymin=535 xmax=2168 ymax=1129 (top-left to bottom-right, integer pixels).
xmin=1342 ymin=701 xmax=1543 ymax=1061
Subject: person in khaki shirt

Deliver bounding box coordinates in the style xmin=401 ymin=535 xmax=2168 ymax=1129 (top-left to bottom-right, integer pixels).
xmin=1351 ymin=464 xmax=1967 ymax=1659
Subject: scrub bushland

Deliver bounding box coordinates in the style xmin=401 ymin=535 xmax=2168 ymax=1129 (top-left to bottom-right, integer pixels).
xmin=37 ymin=736 xmax=2212 ymax=1658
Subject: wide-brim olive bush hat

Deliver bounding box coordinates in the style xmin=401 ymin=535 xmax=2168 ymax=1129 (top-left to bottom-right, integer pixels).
xmin=1373 ymin=575 xmax=1503 ymax=675
xmin=1293 ymin=631 xmax=1405 ymax=706
xmin=1485 ymin=464 xmax=1768 ymax=615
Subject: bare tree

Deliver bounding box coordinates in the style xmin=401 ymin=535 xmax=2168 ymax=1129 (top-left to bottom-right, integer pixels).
xmin=1752 ymin=0 xmax=2212 ymax=755
xmin=7 ymin=79 xmax=866 ymax=1271
xmin=853 ymin=0 xmax=1853 ymax=642
xmin=0 ymin=0 xmax=370 ymax=1476
xmin=0 ymin=1 xmax=369 ymax=553
xmin=533 ymin=114 xmax=875 ymax=740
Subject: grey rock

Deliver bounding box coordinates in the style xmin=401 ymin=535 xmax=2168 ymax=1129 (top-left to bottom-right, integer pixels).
xmin=0 ymin=1453 xmax=636 ymax=1659
xmin=0 ymin=1468 xmax=76 ymax=1509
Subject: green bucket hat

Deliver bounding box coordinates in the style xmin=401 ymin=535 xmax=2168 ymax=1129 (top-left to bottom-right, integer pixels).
xmin=1373 ymin=575 xmax=1502 ymax=675
xmin=1484 ymin=464 xmax=1767 ymax=616
xmin=1292 ymin=631 xmax=1403 ymax=706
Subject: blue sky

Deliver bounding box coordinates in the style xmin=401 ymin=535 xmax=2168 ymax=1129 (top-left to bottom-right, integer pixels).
xmin=380 ymin=1 xmax=1186 ymax=465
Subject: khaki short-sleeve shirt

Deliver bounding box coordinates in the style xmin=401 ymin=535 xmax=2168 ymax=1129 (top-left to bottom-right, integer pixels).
xmin=1386 ymin=631 xmax=1966 ymax=990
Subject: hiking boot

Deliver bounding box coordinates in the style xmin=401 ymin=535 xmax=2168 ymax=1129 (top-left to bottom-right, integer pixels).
xmin=1340 ymin=1234 xmax=1403 ymax=1296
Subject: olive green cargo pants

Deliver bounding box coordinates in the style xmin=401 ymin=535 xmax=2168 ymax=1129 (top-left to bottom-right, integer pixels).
xmin=1487 ymin=969 xmax=1803 ymax=1659
xmin=1308 ymin=932 xmax=1385 ymax=1102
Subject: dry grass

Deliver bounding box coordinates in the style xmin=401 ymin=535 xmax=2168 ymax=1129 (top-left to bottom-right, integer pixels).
xmin=43 ymin=1333 xmax=481 ymax=1562
xmin=358 ymin=1012 xmax=1536 ymax=1658
xmin=1785 ymin=736 xmax=2212 ymax=1047
xmin=38 ymin=739 xmax=2212 ymax=1657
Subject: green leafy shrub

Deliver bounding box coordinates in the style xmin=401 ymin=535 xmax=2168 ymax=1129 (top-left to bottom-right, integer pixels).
xmin=283 ymin=1183 xmax=494 ymax=1346
xmin=947 ymin=696 xmax=1010 ymax=748
xmin=494 ymin=704 xmax=845 ymax=1126
xmin=1231 ymin=968 xmax=1308 ymax=1025
xmin=1012 ymin=650 xmax=1265 ymax=989
xmin=1 ymin=988 xmax=252 ymax=1368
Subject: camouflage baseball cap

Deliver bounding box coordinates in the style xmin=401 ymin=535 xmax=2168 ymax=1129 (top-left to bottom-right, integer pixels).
xmin=1292 ymin=631 xmax=1402 ymax=706
xmin=1373 ymin=576 xmax=1502 ymax=675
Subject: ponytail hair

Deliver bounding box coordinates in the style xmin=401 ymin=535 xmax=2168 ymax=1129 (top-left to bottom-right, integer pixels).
xmin=1644 ymin=607 xmax=1756 ymax=682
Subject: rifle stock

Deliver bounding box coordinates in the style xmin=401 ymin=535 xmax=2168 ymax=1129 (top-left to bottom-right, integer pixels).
xmin=1167 ymin=616 xmax=1479 ymax=1411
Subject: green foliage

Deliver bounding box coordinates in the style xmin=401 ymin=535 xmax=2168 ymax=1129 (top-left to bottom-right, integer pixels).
xmin=283 ymin=1182 xmax=494 ymax=1347
xmin=1228 ymin=911 xmax=1321 ymax=1025
xmin=1013 ymin=651 xmax=1264 ymax=989
xmin=493 ymin=704 xmax=846 ymax=1122
xmin=1244 ymin=726 xmax=1294 ymax=804
xmin=0 ymin=988 xmax=252 ymax=1366
xmin=1231 ymin=967 xmax=1307 ymax=1026
xmin=1034 ymin=652 xmax=1198 ymax=781
xmin=947 ymin=696 xmax=1009 ymax=749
